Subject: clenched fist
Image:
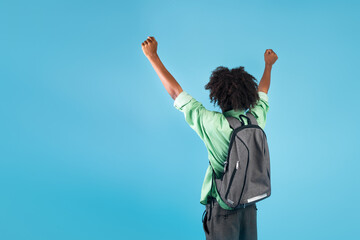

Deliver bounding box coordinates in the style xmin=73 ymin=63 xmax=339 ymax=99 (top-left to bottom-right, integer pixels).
xmin=264 ymin=49 xmax=278 ymax=66
xmin=141 ymin=36 xmax=158 ymax=58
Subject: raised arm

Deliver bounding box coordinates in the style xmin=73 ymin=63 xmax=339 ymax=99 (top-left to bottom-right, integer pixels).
xmin=258 ymin=49 xmax=278 ymax=94
xmin=141 ymin=36 xmax=183 ymax=100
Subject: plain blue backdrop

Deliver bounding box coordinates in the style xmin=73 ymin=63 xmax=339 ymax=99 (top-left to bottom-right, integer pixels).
xmin=1 ymin=0 xmax=359 ymax=239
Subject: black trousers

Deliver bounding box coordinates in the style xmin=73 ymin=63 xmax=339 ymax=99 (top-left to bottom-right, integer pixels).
xmin=202 ymin=197 xmax=258 ymax=240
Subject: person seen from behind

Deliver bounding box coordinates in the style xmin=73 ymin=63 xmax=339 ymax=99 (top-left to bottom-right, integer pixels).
xmin=141 ymin=36 xmax=278 ymax=240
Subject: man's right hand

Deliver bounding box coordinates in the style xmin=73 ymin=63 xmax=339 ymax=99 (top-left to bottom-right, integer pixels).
xmin=264 ymin=49 xmax=278 ymax=66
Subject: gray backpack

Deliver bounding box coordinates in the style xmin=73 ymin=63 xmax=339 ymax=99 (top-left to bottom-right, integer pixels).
xmin=209 ymin=112 xmax=271 ymax=209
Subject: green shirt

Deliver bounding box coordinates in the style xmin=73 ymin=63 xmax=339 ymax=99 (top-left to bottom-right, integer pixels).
xmin=174 ymin=90 xmax=269 ymax=210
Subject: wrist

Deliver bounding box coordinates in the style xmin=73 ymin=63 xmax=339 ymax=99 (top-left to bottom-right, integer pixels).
xmin=147 ymin=53 xmax=159 ymax=60
xmin=265 ymin=63 xmax=273 ymax=70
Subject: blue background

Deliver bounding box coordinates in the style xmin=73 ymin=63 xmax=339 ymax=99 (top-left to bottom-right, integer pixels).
xmin=1 ymin=0 xmax=359 ymax=239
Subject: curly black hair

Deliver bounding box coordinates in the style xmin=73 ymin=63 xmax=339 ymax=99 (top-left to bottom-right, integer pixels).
xmin=204 ymin=66 xmax=260 ymax=113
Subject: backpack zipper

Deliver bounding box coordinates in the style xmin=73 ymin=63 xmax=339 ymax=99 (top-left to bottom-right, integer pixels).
xmin=224 ymin=160 xmax=239 ymax=200
xmin=224 ymin=136 xmax=249 ymax=207
xmin=237 ymin=141 xmax=250 ymax=206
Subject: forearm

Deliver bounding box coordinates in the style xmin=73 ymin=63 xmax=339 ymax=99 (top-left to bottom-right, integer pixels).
xmin=258 ymin=64 xmax=272 ymax=94
xmin=147 ymin=54 xmax=183 ymax=100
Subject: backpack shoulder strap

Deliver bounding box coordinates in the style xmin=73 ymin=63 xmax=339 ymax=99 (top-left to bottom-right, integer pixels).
xmin=225 ymin=116 xmax=243 ymax=130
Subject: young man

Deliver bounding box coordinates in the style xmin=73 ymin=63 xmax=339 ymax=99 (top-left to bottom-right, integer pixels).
xmin=142 ymin=36 xmax=278 ymax=240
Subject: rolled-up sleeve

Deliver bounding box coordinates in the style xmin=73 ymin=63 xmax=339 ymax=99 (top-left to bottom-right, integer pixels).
xmin=174 ymin=91 xmax=193 ymax=110
xmin=249 ymin=91 xmax=270 ymax=129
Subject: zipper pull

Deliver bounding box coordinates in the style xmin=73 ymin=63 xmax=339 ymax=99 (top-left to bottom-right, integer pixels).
xmin=223 ymin=161 xmax=228 ymax=173
xmin=236 ymin=161 xmax=239 ymax=169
